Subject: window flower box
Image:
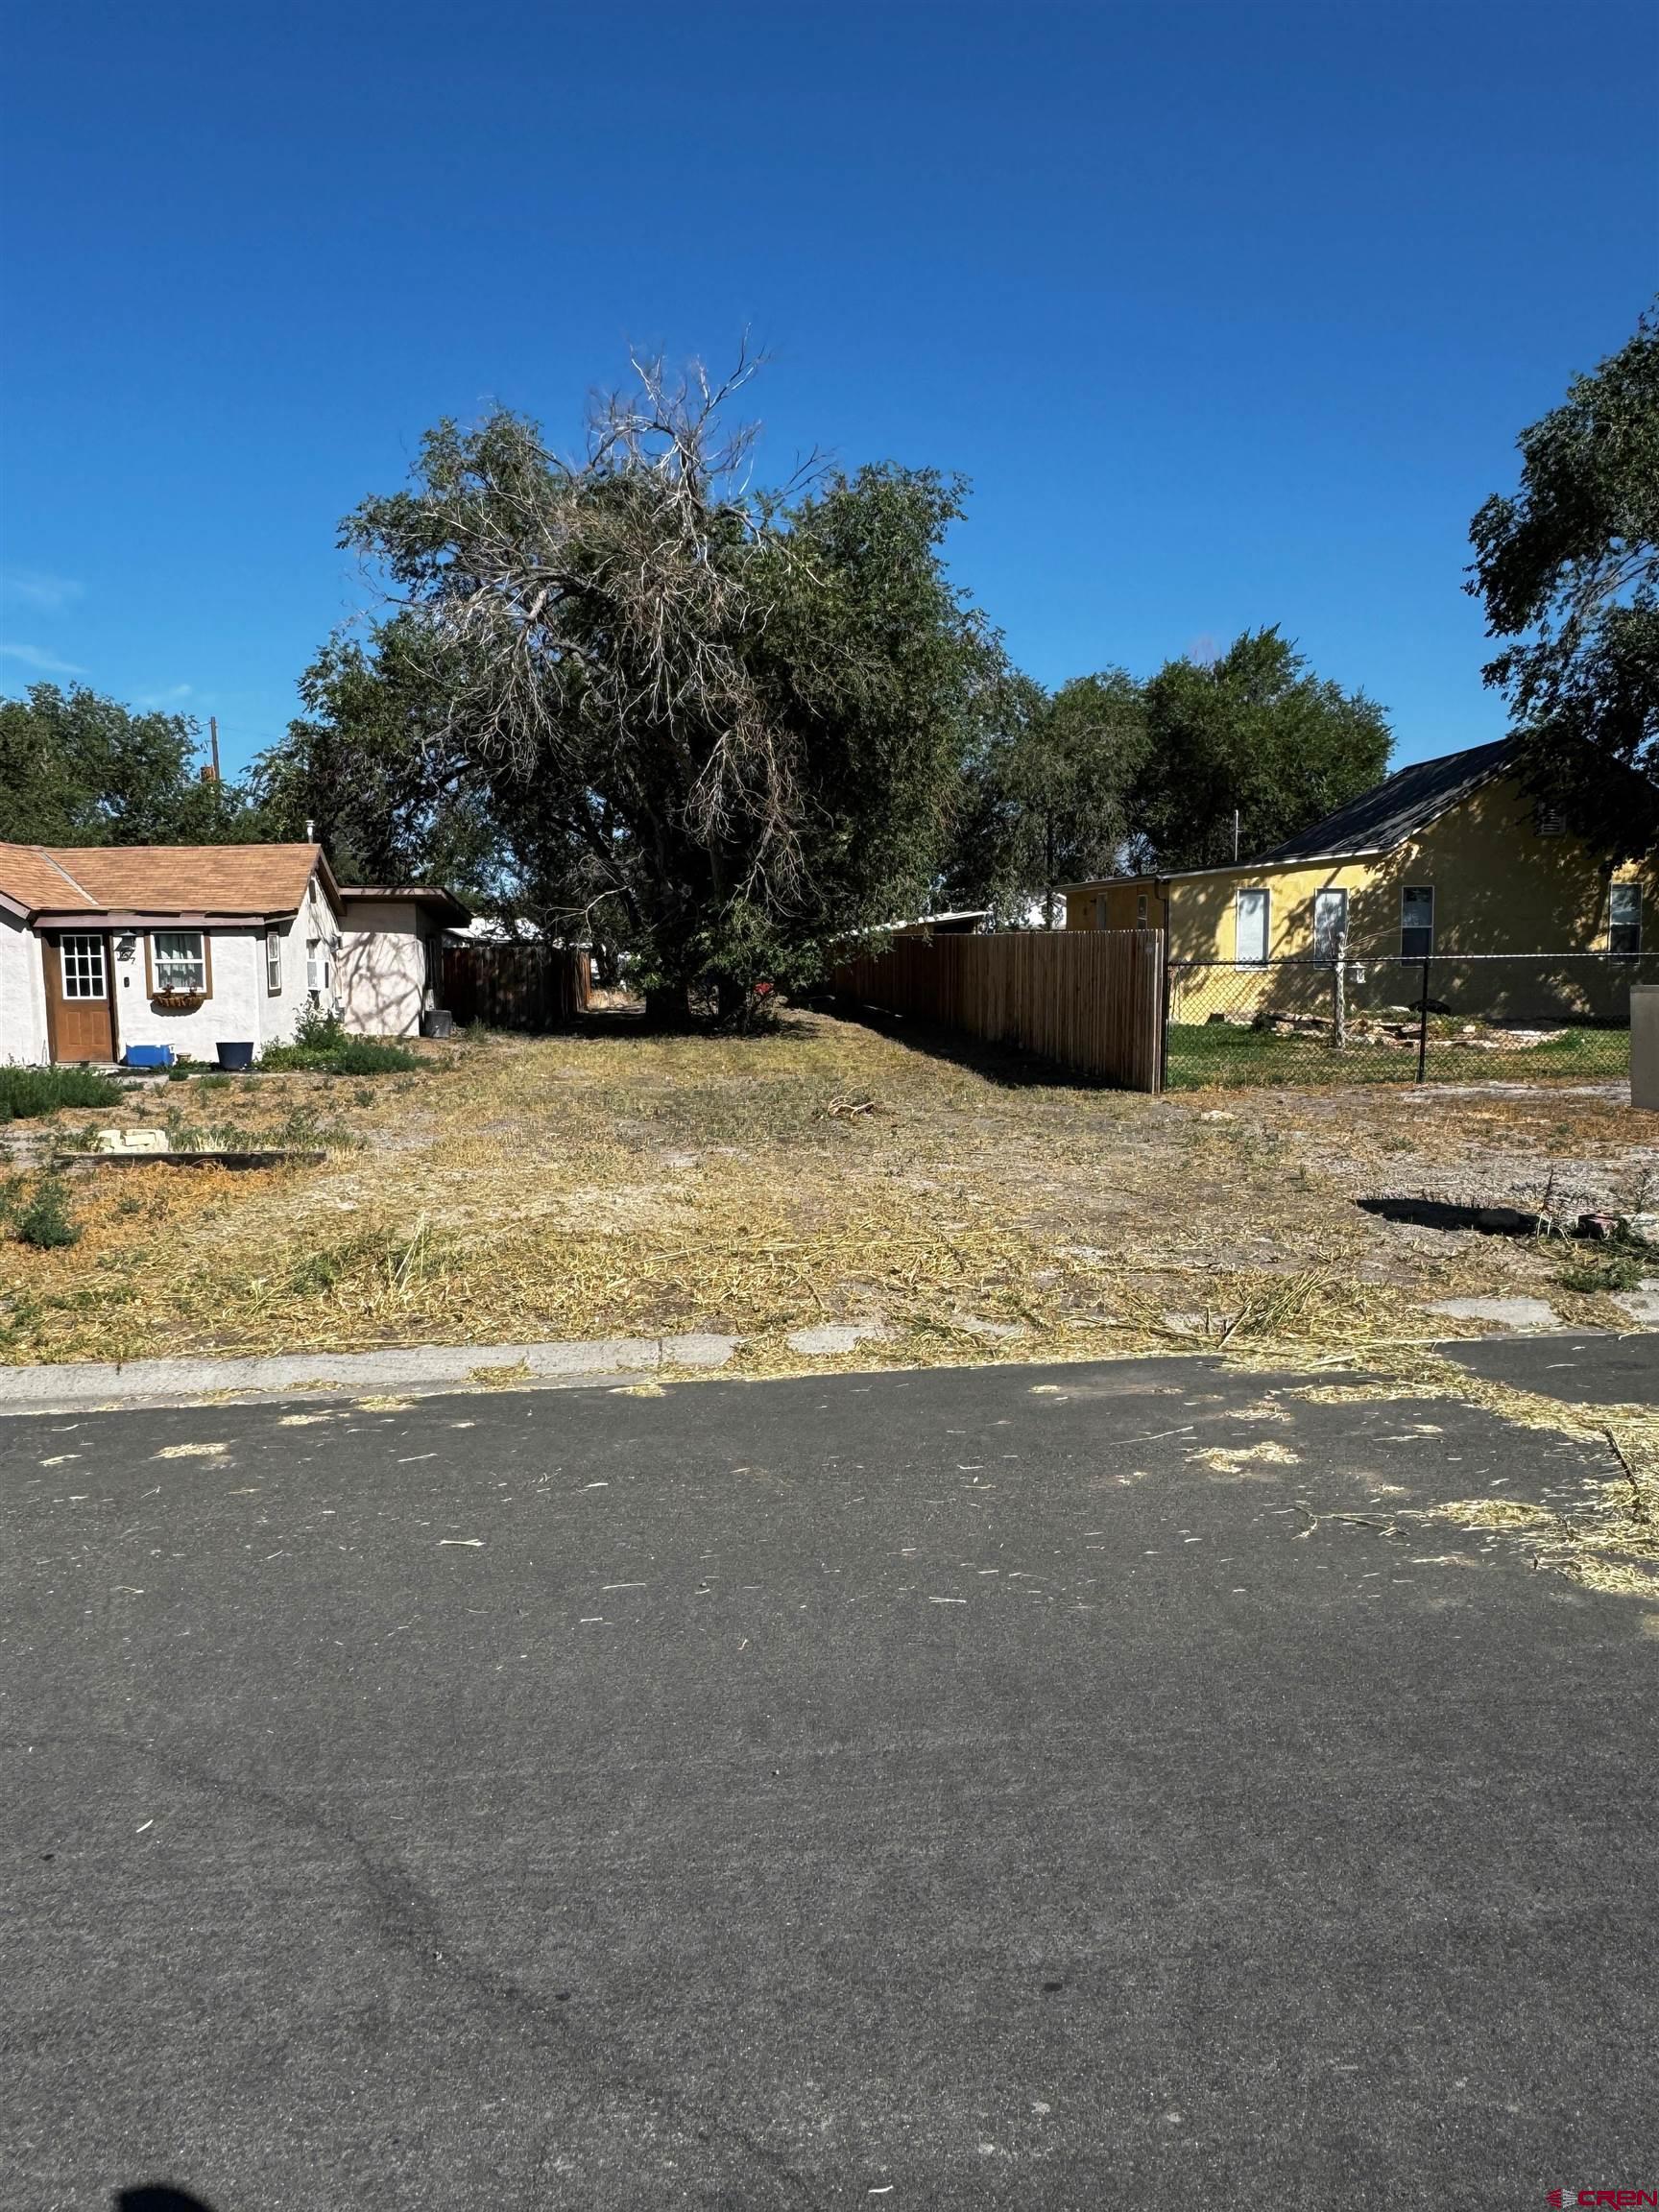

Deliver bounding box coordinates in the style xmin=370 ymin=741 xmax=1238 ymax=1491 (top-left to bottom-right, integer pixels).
xmin=152 ymin=989 xmax=206 ymax=1012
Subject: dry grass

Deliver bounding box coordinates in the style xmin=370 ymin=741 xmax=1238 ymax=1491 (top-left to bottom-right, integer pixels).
xmin=1281 ymin=1347 xmax=1659 ymax=1602
xmin=3 ymin=1012 xmax=1658 ymax=1374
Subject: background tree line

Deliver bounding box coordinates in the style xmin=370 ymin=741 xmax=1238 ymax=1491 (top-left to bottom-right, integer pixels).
xmin=4 ymin=301 xmax=1653 ymax=1020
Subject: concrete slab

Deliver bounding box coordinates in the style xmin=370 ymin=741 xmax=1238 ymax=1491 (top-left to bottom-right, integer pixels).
xmin=784 ymin=1321 xmax=891 ymax=1357
xmin=1427 ymin=1295 xmax=1560 ymax=1330
xmin=0 ymin=1331 xmax=741 ymax=1416
xmin=954 ymin=1315 xmax=1027 ymax=1342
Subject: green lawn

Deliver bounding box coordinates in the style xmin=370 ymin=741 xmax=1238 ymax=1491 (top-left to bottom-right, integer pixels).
xmin=1165 ymin=1020 xmax=1631 ymax=1091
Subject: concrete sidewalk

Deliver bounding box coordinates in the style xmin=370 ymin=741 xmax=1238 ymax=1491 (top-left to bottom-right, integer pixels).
xmin=0 ymin=1330 xmax=741 ymax=1415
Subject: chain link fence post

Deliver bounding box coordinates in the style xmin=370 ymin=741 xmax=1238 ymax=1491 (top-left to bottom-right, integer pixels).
xmin=1415 ymin=953 xmax=1431 ymax=1082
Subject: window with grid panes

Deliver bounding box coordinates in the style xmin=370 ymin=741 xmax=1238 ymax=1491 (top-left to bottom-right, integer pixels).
xmin=60 ymin=935 xmax=107 ymax=998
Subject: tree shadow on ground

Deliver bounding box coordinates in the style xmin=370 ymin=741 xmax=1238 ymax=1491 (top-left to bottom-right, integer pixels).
xmin=565 ymin=1005 xmax=822 ymax=1045
xmin=115 ymin=2190 xmax=219 ymax=2212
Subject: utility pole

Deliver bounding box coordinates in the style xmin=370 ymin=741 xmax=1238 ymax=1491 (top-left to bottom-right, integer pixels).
xmin=208 ymin=715 xmax=221 ymax=781
xmin=1233 ymin=808 xmax=1239 ymax=863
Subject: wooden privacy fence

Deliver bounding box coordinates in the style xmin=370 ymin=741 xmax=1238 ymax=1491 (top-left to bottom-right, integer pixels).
xmin=441 ymin=941 xmax=592 ymax=1031
xmin=830 ymin=928 xmax=1165 ymax=1092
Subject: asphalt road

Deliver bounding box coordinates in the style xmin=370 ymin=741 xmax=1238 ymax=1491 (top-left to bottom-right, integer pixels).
xmin=4 ymin=1349 xmax=1657 ymax=2210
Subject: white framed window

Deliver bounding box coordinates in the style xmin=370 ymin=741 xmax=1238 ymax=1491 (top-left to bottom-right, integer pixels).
xmin=60 ymin=933 xmax=108 ymax=999
xmin=1094 ymin=895 xmax=1108 ymax=929
xmin=266 ymin=926 xmax=283 ymax=995
xmin=1236 ymin=887 xmax=1269 ymax=967
xmin=153 ymin=929 xmax=207 ymax=996
xmin=1136 ymin=892 xmax=1149 ymax=927
xmin=1610 ymin=881 xmax=1642 ymax=957
xmin=1400 ymin=886 xmax=1434 ymax=961
xmin=1312 ymin=888 xmax=1348 ymax=964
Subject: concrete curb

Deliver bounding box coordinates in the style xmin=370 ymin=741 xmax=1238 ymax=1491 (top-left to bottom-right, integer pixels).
xmin=1 ymin=1322 xmax=1632 ymax=1422
xmin=0 ymin=1333 xmax=742 ymax=1417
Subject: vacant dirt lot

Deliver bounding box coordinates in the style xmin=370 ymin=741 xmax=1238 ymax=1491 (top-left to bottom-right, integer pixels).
xmin=5 ymin=1011 xmax=1659 ymax=1372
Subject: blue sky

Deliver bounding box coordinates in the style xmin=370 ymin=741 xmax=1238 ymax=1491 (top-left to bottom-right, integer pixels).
xmin=2 ymin=0 xmax=1654 ymax=780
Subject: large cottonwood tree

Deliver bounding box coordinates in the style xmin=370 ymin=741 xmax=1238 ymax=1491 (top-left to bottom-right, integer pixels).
xmin=333 ymin=354 xmax=999 ymax=1021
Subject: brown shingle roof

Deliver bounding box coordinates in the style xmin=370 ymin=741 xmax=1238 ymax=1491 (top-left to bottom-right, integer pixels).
xmin=0 ymin=845 xmax=96 ymax=912
xmin=0 ymin=841 xmax=331 ymax=921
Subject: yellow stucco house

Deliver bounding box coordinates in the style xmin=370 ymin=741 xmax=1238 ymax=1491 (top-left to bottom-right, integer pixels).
xmin=1063 ymin=739 xmax=1657 ymax=1027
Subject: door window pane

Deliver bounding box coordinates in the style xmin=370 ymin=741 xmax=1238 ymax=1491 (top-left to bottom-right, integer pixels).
xmin=60 ymin=934 xmax=107 ymax=999
xmin=154 ymin=930 xmax=207 ymax=994
xmin=1236 ymin=889 xmax=1269 ymax=966
xmin=1312 ymin=889 xmax=1348 ymax=964
xmin=1611 ymin=882 xmax=1642 ymax=956
xmin=1401 ymin=886 xmax=1434 ymax=961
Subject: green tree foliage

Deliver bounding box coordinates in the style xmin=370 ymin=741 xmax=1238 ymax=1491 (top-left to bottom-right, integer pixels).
xmin=1131 ymin=629 xmax=1391 ymax=873
xmin=0 ymin=684 xmax=254 ymax=845
xmin=334 ymin=355 xmax=999 ymax=1020
xmin=1468 ymin=302 xmax=1659 ymax=857
xmin=250 ymin=625 xmax=501 ymax=896
xmin=949 ymin=670 xmax=1148 ymax=924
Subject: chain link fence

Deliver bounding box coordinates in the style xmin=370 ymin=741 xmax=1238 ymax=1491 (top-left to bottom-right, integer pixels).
xmin=1165 ymin=950 xmax=1659 ymax=1090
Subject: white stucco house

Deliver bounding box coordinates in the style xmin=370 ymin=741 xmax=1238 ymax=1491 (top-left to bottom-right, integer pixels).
xmin=336 ymin=883 xmax=473 ymax=1037
xmin=0 ymin=841 xmax=469 ymax=1065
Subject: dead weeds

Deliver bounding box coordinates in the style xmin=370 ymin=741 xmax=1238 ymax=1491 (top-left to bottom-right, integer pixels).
xmin=1 ymin=1016 xmax=1654 ymax=1372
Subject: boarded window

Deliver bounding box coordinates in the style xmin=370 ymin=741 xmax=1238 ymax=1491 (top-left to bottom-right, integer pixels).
xmin=1610 ymin=882 xmax=1642 ymax=956
xmin=1312 ymin=888 xmax=1348 ymax=964
xmin=1236 ymin=888 xmax=1269 ymax=966
xmin=1400 ymin=887 xmax=1434 ymax=961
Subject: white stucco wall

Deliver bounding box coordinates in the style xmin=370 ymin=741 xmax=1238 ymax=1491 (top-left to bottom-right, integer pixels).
xmin=260 ymin=875 xmax=343 ymax=1045
xmin=338 ymin=899 xmax=433 ymax=1035
xmin=4 ymin=863 xmax=348 ymax=1067
xmin=1 ymin=912 xmax=49 ymax=1065
xmin=112 ymin=929 xmax=266 ymax=1060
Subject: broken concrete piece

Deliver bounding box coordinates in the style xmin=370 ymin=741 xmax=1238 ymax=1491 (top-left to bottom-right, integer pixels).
xmin=1428 ymin=1296 xmax=1559 ymax=1330
xmin=93 ymin=1129 xmax=170 ymax=1153
xmin=784 ymin=1321 xmax=891 ymax=1357
xmin=1612 ymin=1283 xmax=1659 ymax=1326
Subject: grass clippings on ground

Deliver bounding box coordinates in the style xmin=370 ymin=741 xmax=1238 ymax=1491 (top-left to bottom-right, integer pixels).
xmin=2 ymin=1011 xmax=1656 ymax=1376
xmin=1285 ymin=1349 xmax=1659 ymax=1604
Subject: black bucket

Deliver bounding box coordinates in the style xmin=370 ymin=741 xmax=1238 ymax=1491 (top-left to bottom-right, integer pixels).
xmin=216 ymin=1040 xmax=255 ymax=1072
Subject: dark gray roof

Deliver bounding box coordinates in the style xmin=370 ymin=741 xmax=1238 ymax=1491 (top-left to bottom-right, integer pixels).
xmin=1254 ymin=738 xmax=1515 ymax=864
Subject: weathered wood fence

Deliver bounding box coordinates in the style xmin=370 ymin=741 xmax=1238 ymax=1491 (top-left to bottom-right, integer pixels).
xmin=830 ymin=928 xmax=1165 ymax=1092
xmin=441 ymin=941 xmax=592 ymax=1031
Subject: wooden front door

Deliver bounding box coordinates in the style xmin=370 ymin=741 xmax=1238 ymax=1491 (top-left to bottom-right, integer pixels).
xmin=44 ymin=932 xmax=117 ymax=1063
